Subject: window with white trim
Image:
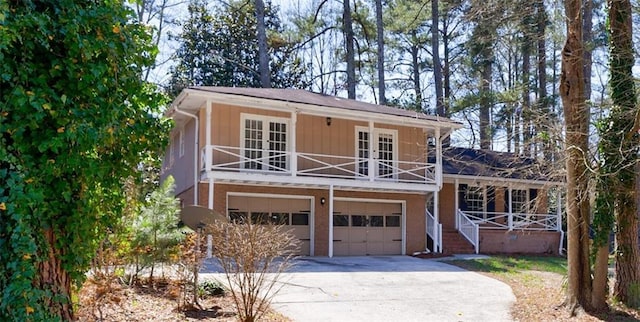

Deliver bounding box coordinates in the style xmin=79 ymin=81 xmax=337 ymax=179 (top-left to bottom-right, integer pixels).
xmin=179 ymin=129 xmax=185 ymax=158
xmin=465 ymin=186 xmax=484 ymax=213
xmin=169 ymin=135 xmax=175 ymax=166
xmin=511 ymin=189 xmax=528 ymax=214
xmin=241 ymin=114 xmax=289 ymax=171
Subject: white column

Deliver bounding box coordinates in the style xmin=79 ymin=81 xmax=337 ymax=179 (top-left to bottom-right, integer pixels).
xmin=368 ymin=120 xmax=375 ymax=182
xmin=434 ymin=190 xmax=440 ymax=253
xmin=208 ymin=177 xmax=214 ymax=209
xmin=205 ymin=101 xmax=212 ymax=171
xmin=328 ymin=185 xmax=334 ymax=258
xmin=290 ymin=111 xmax=297 ymax=177
xmin=454 ymin=179 xmax=459 ymax=229
xmin=556 ymin=188 xmax=562 ymax=231
xmin=435 ymin=128 xmax=442 ymax=188
xmin=508 ymin=186 xmax=513 ymax=231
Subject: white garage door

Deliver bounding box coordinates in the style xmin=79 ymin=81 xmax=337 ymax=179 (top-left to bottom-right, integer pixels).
xmin=227 ymin=195 xmax=311 ymax=256
xmin=333 ymin=201 xmax=402 ymax=256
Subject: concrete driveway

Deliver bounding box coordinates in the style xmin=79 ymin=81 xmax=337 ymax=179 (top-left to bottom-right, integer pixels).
xmin=203 ymin=256 xmax=515 ymax=322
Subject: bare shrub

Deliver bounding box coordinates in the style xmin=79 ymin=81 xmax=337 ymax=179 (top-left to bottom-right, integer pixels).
xmin=208 ymin=220 xmax=299 ymax=322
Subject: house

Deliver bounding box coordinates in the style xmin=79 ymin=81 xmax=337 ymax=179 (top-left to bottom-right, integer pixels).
xmin=162 ymin=86 xmax=564 ymax=257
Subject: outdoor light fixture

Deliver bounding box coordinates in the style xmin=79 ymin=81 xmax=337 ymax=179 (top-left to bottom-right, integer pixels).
xmin=326 ymin=117 xmax=332 ymax=126
xmin=320 ymin=197 xmax=326 ymax=205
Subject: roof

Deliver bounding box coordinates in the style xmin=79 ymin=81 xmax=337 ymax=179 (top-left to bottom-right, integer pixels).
xmin=439 ymin=147 xmax=559 ymax=183
xmin=184 ymin=86 xmax=461 ymax=126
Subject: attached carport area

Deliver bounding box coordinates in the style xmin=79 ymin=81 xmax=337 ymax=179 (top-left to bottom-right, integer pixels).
xmin=227 ymin=194 xmax=313 ymax=256
xmin=332 ymin=200 xmax=404 ymax=256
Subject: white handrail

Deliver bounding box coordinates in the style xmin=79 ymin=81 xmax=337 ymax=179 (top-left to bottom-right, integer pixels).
xmin=426 ymin=209 xmax=440 ymax=253
xmin=457 ymin=211 xmax=559 ymax=231
xmin=457 ymin=209 xmax=479 ymax=254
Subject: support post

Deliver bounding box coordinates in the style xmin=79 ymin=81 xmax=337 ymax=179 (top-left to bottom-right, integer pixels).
xmin=434 ymin=190 xmax=440 ymax=253
xmin=508 ymin=186 xmax=513 ymax=231
xmin=454 ymin=179 xmax=459 ymax=229
xmin=205 ymin=101 xmax=212 ymax=171
xmin=290 ymin=111 xmax=297 ymax=176
xmin=435 ymin=128 xmax=442 ymax=187
xmin=368 ymin=120 xmax=375 ymax=182
xmin=328 ymin=185 xmax=334 ymax=258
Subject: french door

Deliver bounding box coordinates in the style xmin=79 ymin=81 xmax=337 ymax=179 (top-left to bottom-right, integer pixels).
xmin=242 ymin=114 xmax=289 ymax=171
xmin=356 ymin=128 xmax=397 ymax=179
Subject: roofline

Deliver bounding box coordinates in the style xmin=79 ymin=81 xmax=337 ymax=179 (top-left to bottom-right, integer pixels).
xmin=443 ymin=173 xmax=563 ymax=187
xmin=169 ymin=88 xmax=463 ymax=133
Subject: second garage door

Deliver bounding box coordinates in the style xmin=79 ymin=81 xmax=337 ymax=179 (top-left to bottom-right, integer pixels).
xmin=227 ymin=195 xmax=312 ymax=256
xmin=333 ymin=201 xmax=402 ymax=256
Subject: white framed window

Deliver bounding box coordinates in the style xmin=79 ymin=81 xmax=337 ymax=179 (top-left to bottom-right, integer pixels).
xmin=465 ymin=186 xmax=484 ymax=213
xmin=511 ymin=189 xmax=528 ymax=214
xmin=169 ymin=135 xmax=175 ymax=166
xmin=179 ymin=129 xmax=185 ymax=158
xmin=355 ymin=127 xmax=398 ymax=179
xmin=240 ymin=113 xmax=289 ymax=171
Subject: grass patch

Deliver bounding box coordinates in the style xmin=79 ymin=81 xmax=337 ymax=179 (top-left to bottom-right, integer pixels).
xmin=446 ymin=255 xmax=566 ymax=275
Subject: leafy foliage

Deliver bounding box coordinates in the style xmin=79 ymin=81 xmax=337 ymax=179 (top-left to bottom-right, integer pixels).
xmin=0 ymin=1 xmax=169 ymax=319
xmin=132 ymin=176 xmax=185 ymax=279
xmin=168 ymin=0 xmax=308 ymax=94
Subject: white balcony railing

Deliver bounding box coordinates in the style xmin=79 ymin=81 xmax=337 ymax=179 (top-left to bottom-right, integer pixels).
xmin=459 ymin=211 xmax=559 ymax=231
xmin=201 ymin=145 xmax=437 ymax=185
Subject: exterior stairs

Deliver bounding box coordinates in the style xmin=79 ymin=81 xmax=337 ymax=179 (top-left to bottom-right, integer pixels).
xmin=441 ymin=229 xmax=476 ymax=254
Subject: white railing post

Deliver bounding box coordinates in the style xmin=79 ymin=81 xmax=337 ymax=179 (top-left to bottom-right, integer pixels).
xmin=556 ymin=188 xmax=562 ymax=231
xmin=368 ymin=121 xmax=375 ymax=182
xmin=474 ymin=225 xmax=480 ymax=254
xmin=435 ymin=128 xmax=442 ymax=188
xmin=290 ymin=111 xmax=297 ymax=177
xmin=205 ymin=101 xmax=213 ymax=171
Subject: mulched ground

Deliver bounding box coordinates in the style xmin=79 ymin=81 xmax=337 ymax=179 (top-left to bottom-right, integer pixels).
xmin=76 ymin=277 xmax=288 ymax=321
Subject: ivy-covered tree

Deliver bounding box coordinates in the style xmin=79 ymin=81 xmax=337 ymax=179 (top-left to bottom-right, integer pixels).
xmin=168 ymin=0 xmax=307 ymax=93
xmin=0 ymin=1 xmax=168 ymax=320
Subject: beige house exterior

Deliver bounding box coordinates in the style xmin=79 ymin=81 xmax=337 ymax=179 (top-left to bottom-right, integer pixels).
xmin=162 ymin=87 xmax=564 ymax=256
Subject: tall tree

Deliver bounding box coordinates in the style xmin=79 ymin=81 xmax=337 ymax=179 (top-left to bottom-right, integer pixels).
xmin=603 ymin=0 xmax=640 ymax=307
xmin=432 ymin=0 xmax=445 ymax=116
xmin=256 ymin=0 xmax=271 ymax=87
xmin=343 ymin=0 xmax=357 ymax=99
xmin=375 ymin=0 xmax=386 ymax=105
xmin=169 ymin=0 xmax=306 ymax=93
xmin=560 ymin=0 xmax=593 ymax=313
xmin=0 ymin=1 xmax=167 ymax=319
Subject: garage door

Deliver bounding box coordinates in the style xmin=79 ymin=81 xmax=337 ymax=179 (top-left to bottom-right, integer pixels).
xmin=333 ymin=201 xmax=402 ymax=256
xmin=227 ymin=195 xmax=311 ymax=256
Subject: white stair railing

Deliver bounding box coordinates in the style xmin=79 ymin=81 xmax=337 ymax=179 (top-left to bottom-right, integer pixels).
xmin=426 ymin=210 xmax=442 ymax=253
xmin=456 ymin=209 xmax=479 ymax=254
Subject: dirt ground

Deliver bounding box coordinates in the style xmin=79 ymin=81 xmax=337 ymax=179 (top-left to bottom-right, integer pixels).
xmin=75 ymin=277 xmax=288 ymax=322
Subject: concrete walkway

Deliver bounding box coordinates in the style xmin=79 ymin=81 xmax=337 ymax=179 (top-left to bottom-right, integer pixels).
xmin=202 ymin=256 xmax=515 ymax=322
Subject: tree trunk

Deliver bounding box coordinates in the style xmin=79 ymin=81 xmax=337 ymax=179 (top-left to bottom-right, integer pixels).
xmin=37 ymin=229 xmax=73 ymax=320
xmin=256 ymin=0 xmax=270 ymax=88
xmin=432 ymin=0 xmax=444 ymax=117
xmin=411 ymin=34 xmax=422 ymax=111
xmin=560 ymin=0 xmax=593 ymax=313
xmin=343 ymin=0 xmax=356 ymax=99
xmin=442 ymin=11 xmax=451 ymax=115
xmin=582 ymin=0 xmax=593 ymax=101
xmin=591 ymin=245 xmax=610 ymax=310
xmin=522 ymin=32 xmax=531 ymax=156
xmin=479 ymin=61 xmax=491 ymax=150
xmin=536 ymin=0 xmax=550 ymax=160
xmin=375 ymin=0 xmax=385 ymax=105
xmin=608 ymin=0 xmax=640 ymax=306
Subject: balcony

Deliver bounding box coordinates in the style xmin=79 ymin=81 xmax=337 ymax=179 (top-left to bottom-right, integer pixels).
xmin=200 ymin=145 xmax=440 ymax=191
